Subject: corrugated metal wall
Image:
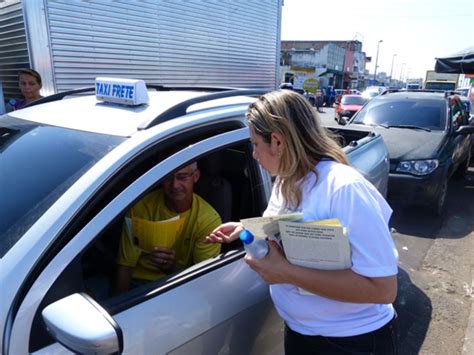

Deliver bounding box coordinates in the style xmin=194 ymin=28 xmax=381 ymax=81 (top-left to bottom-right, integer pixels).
xmin=43 ymin=0 xmax=280 ymax=92
xmin=0 ymin=0 xmax=30 ymax=100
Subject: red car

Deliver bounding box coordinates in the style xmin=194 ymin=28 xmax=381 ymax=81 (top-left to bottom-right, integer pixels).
xmin=334 ymin=94 xmax=368 ymax=124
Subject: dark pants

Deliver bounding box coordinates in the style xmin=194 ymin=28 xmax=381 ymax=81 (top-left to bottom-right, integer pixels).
xmin=284 ymin=314 xmax=398 ymax=355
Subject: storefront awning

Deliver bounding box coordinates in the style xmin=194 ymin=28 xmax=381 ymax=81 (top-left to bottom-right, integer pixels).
xmin=435 ymin=46 xmax=474 ymax=74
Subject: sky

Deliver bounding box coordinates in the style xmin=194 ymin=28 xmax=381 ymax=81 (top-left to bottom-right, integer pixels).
xmin=280 ymin=0 xmax=474 ymax=80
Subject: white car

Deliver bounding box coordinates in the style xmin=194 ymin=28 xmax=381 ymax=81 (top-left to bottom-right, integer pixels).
xmin=361 ymin=89 xmax=382 ymax=100
xmin=0 ymin=79 xmax=282 ymax=354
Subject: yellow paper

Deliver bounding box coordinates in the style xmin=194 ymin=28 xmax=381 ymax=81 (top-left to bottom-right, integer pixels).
xmin=308 ymin=218 xmax=342 ymax=227
xmin=131 ymin=216 xmax=185 ymax=253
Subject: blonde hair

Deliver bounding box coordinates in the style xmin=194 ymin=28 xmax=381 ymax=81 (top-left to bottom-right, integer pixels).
xmin=246 ymin=89 xmax=349 ymax=208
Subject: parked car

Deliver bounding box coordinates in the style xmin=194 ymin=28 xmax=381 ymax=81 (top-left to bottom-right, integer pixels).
xmin=334 ymin=89 xmax=345 ymax=103
xmin=0 ymin=78 xmax=389 ymax=354
xmin=345 ymin=90 xmax=474 ymax=215
xmin=334 ymin=94 xmax=368 ymax=124
xmin=470 ymin=115 xmax=474 ymax=162
xmin=281 ymin=85 xmax=316 ymax=106
xmin=361 ymin=88 xmax=382 ymax=100
xmin=334 ymin=89 xmax=360 ymax=103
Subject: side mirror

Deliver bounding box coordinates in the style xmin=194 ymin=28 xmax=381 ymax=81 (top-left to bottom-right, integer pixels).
xmin=454 ymin=125 xmax=474 ymax=136
xmin=42 ymin=293 xmax=123 ymax=354
xmin=338 ymin=117 xmax=348 ymax=126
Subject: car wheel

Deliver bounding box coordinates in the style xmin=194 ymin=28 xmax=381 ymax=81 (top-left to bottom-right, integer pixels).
xmin=432 ymin=178 xmax=448 ymax=216
xmin=454 ymin=149 xmax=470 ymax=179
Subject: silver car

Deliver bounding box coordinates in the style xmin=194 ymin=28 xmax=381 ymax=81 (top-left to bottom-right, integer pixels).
xmin=0 ymin=80 xmax=283 ymax=354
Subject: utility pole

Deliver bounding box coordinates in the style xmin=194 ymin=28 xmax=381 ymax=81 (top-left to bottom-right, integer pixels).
xmin=390 ymin=54 xmax=397 ymax=81
xmin=399 ymin=62 xmax=406 ymax=82
xmin=340 ymin=42 xmax=348 ymax=90
xmin=373 ymin=40 xmax=383 ymax=82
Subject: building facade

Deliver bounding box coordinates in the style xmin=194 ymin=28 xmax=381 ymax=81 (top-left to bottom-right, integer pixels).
xmin=281 ymin=40 xmax=370 ymax=91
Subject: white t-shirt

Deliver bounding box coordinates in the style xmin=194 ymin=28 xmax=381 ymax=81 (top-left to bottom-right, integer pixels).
xmin=264 ymin=160 xmax=399 ymax=337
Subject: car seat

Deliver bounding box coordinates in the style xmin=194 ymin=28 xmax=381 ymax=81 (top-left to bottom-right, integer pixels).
xmin=195 ymin=152 xmax=233 ymax=223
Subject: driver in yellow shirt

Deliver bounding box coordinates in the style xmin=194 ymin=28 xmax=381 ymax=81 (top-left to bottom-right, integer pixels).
xmin=114 ymin=163 xmax=222 ymax=294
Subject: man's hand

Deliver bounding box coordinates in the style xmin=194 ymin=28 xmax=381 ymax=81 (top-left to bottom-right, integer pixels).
xmin=149 ymin=246 xmax=177 ymax=273
xmin=204 ymin=222 xmax=243 ymax=244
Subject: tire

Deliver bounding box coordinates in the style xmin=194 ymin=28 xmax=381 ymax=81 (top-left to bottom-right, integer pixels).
xmin=454 ymin=149 xmax=470 ymax=179
xmin=431 ymin=178 xmax=448 ymax=216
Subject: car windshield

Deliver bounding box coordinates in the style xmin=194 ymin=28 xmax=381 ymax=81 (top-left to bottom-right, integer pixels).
xmin=0 ymin=116 xmax=125 ymax=257
xmin=425 ymin=82 xmax=456 ymax=91
xmin=352 ymin=98 xmax=447 ymax=130
xmin=341 ymin=96 xmax=367 ymax=105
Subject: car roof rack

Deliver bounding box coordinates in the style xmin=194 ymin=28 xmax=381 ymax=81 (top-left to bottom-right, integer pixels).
xmin=26 ymin=87 xmax=96 ymax=108
xmin=24 ymin=85 xmax=263 ymax=109
xmin=443 ymin=90 xmax=462 ymax=98
xmin=138 ymin=88 xmax=268 ymax=130
xmin=23 ymin=84 xmax=268 ymax=129
xmin=380 ymin=89 xmax=445 ymax=95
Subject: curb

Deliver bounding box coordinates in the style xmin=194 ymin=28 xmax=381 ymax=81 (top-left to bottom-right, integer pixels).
xmin=462 ymin=272 xmax=474 ymax=354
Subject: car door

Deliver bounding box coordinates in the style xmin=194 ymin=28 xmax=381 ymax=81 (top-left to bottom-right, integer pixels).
xmin=7 ymin=127 xmax=282 ymax=354
xmin=450 ymin=99 xmax=470 ymax=169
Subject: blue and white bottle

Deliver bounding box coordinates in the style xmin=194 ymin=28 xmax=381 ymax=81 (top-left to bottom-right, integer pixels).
xmin=239 ymin=229 xmax=268 ymax=259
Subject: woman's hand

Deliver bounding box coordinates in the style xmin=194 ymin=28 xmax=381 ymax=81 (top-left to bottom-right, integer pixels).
xmin=204 ymin=222 xmax=244 ymax=244
xmin=244 ymin=240 xmax=291 ymax=284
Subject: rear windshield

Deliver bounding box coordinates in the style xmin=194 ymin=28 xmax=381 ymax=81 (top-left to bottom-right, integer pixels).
xmin=341 ymin=96 xmax=367 ymax=105
xmin=352 ymin=98 xmax=447 ymax=130
xmin=0 ymin=116 xmax=125 ymax=257
xmin=425 ymin=82 xmax=456 ymax=91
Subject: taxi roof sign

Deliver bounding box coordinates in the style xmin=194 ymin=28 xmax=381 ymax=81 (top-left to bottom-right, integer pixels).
xmin=95 ymin=77 xmax=149 ymax=106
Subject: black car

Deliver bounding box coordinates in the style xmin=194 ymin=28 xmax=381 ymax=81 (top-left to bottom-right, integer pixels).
xmin=344 ymin=90 xmax=474 ymax=215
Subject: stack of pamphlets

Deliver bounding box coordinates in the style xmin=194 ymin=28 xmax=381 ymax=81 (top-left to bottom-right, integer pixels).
xmin=241 ymin=213 xmax=351 ymax=295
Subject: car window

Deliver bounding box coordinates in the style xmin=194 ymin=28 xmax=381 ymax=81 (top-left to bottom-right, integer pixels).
xmin=27 ymin=127 xmax=267 ymax=352
xmin=450 ymin=97 xmax=468 ymax=127
xmin=0 ymin=116 xmax=124 ymax=258
xmin=425 ymin=82 xmax=456 ymax=91
xmin=352 ymin=98 xmax=447 ymax=130
xmin=341 ymin=96 xmax=367 ymax=105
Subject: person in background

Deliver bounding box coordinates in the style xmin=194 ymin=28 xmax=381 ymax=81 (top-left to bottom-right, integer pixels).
xmin=114 ymin=162 xmax=222 ymax=295
xmin=315 ymin=88 xmax=324 ymax=113
xmin=280 ymin=82 xmax=294 ymax=90
xmin=205 ymin=90 xmax=399 ymax=355
xmin=328 ymin=86 xmax=336 ymax=107
xmin=344 ymin=86 xmax=352 ymax=95
xmin=9 ymin=69 xmax=43 ymax=110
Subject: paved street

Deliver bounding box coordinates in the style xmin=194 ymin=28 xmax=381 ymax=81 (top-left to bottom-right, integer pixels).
xmin=319 ymin=106 xmax=474 ymax=354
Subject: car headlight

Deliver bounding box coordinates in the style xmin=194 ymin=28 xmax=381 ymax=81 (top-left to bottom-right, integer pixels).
xmin=396 ymin=159 xmax=439 ymax=176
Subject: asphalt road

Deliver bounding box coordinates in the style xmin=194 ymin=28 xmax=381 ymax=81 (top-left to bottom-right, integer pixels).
xmin=319 ymin=107 xmax=474 ymax=354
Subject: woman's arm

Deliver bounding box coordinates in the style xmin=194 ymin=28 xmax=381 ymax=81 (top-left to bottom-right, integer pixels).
xmin=246 ymin=241 xmax=397 ymax=304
